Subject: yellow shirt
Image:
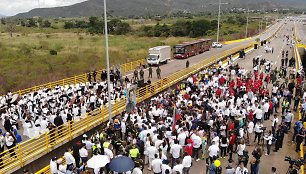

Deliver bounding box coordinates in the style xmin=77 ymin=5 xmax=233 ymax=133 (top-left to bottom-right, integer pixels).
xmin=129 ymin=148 xmax=139 ymax=158
xmin=103 ymin=142 xmax=110 ymax=148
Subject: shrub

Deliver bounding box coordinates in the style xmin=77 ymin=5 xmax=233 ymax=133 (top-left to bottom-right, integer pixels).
xmin=19 ymin=43 xmax=32 ymax=56
xmin=78 ymin=36 xmax=84 ymax=40
xmin=49 ymin=50 xmax=57 ymax=55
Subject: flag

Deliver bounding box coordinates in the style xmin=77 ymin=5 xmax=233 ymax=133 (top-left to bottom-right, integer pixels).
xmin=172 ymin=107 xmax=181 ymax=130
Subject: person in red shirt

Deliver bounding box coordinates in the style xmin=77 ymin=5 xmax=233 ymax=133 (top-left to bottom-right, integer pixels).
xmin=183 ymin=93 xmax=190 ymax=100
xmin=229 ymin=80 xmax=235 ymax=88
xmin=259 ymin=88 xmax=266 ymax=100
xmin=265 ymin=74 xmax=270 ymax=84
xmin=192 ymin=75 xmax=198 ymax=84
xmin=254 ymin=71 xmax=259 ymax=79
xmin=259 ymin=72 xmax=264 ymax=80
xmin=229 ymin=88 xmax=235 ymax=96
xmin=219 ymin=76 xmax=226 ymax=86
xmin=269 ymin=99 xmax=273 ymax=116
xmin=247 ymin=78 xmax=253 ymax=87
xmin=216 ymin=88 xmax=222 ymax=97
xmin=297 ymin=76 xmax=302 ymax=87
xmin=227 ymin=120 xmax=235 ymax=132
xmin=228 ymin=131 xmax=237 ymax=161
xmin=184 ymin=139 xmax=193 ymax=156
xmin=248 ymin=109 xmax=254 ymax=121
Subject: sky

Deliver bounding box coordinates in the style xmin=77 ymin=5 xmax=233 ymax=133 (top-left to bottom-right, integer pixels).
xmin=0 ymin=0 xmax=88 ymax=16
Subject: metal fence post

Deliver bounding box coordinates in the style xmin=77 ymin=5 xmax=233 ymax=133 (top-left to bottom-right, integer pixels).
xmin=85 ymin=113 xmax=89 ymax=131
xmin=17 ymin=144 xmax=24 ymax=167
xmin=68 ymin=121 xmax=72 ymax=141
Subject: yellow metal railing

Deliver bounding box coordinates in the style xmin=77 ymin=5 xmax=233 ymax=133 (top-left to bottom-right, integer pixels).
xmin=29 ymin=43 xmax=255 ymax=174
xmin=9 ymin=59 xmax=146 ymax=96
xmin=294 ymin=24 xmax=304 ymax=174
xmin=221 ymin=37 xmax=252 ymax=45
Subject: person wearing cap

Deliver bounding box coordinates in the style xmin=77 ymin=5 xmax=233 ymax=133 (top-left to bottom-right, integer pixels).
xmin=79 ymin=143 xmax=88 ymax=164
xmin=50 ymin=157 xmax=58 ymax=174
xmin=5 ymin=132 xmax=16 ymax=157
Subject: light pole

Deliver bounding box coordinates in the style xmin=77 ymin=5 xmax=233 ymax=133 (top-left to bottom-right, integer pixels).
xmin=217 ymin=0 xmax=221 ymax=42
xmin=245 ymin=8 xmax=249 ymax=38
xmin=103 ymin=0 xmax=112 ymax=121
xmin=211 ymin=0 xmax=229 ymax=42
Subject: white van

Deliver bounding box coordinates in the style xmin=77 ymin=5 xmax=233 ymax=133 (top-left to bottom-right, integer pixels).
xmin=147 ymin=46 xmax=171 ymax=65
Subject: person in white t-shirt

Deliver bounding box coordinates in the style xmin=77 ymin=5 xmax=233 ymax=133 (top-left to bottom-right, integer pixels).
xmin=172 ymin=159 xmax=184 ymax=174
xmin=235 ymin=161 xmax=248 ymax=174
xmin=208 ymin=141 xmax=219 ymax=163
xmin=247 ymin=120 xmax=254 ymax=144
xmin=271 ymin=114 xmax=278 ymax=135
xmin=177 ymin=130 xmax=187 ymax=147
xmin=161 ymin=161 xmax=171 ymax=174
xmin=263 ymin=130 xmax=273 ymax=155
xmin=132 ymin=167 xmax=143 ymax=174
xmin=147 ymin=143 xmax=158 ymax=171
xmin=192 ymin=133 xmax=202 ymax=161
xmin=170 ymin=140 xmax=182 ymax=168
xmin=182 ymin=152 xmax=192 ymax=174
xmin=151 ymin=154 xmax=163 ymax=174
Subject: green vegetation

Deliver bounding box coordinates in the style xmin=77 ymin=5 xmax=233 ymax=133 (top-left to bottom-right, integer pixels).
xmin=0 ymin=14 xmax=268 ymax=93
xmin=0 ymin=33 xmax=196 ymax=93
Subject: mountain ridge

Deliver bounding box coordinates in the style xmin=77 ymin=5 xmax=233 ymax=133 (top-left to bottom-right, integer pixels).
xmin=14 ymin=0 xmax=306 ymax=18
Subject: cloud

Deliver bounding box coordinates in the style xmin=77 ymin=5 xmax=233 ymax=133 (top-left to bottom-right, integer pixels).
xmin=0 ymin=0 xmax=88 ymax=16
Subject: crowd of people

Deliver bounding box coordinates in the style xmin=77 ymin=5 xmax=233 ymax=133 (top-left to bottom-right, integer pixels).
xmin=0 ymin=68 xmax=130 ymax=158
xmin=48 ymin=42 xmax=306 ymax=174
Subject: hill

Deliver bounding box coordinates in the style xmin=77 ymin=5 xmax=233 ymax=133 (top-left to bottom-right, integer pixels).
xmin=14 ymin=0 xmax=306 ymax=18
xmin=0 ymin=14 xmax=6 ymax=17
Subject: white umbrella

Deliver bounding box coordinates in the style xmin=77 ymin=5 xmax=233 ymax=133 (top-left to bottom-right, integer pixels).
xmin=87 ymin=155 xmax=110 ymax=169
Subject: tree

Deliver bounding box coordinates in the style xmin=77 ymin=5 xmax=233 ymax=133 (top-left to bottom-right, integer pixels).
xmin=226 ymin=16 xmax=236 ymax=24
xmin=190 ymin=19 xmax=211 ymax=37
xmin=20 ymin=20 xmax=26 ymax=27
xmin=43 ymin=20 xmax=51 ymax=28
xmin=75 ymin=20 xmax=88 ymax=28
xmin=170 ymin=20 xmax=191 ymax=37
xmin=64 ymin=21 xmax=75 ymax=29
xmin=37 ymin=17 xmax=43 ymax=27
xmin=107 ymin=19 xmax=131 ymax=35
xmin=6 ymin=21 xmax=15 ymax=37
xmin=0 ymin=18 xmax=5 ymax=25
xmin=210 ymin=20 xmax=219 ymax=30
xmin=27 ymin=18 xmax=36 ymax=27
xmin=236 ymin=16 xmax=247 ymax=26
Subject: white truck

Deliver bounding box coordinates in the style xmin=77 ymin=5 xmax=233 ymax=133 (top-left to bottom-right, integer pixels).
xmin=147 ymin=46 xmax=171 ymax=65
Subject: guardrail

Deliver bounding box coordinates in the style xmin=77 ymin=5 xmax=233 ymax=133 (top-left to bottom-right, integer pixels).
xmin=222 ymin=37 xmax=251 ymax=45
xmin=294 ymin=25 xmax=304 ymax=174
xmin=7 ymin=59 xmax=146 ymax=96
xmin=0 ymin=42 xmax=255 ymax=174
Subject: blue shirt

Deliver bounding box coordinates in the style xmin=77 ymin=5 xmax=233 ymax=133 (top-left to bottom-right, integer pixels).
xmin=210 ymin=163 xmax=217 ymax=174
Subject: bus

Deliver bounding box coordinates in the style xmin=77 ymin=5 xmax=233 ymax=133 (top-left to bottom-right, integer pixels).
xmin=173 ymin=38 xmax=212 ymax=59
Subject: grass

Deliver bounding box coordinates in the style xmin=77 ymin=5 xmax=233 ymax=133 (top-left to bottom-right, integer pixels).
xmin=0 ymin=32 xmax=199 ymax=93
